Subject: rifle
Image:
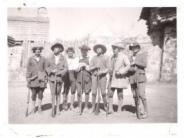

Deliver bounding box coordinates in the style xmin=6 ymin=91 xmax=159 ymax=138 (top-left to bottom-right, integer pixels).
xmin=25 ymin=88 xmax=31 ymax=117
xmin=25 ymin=75 xmax=38 ymax=117
xmin=106 ymin=75 xmax=112 ymax=117
xmin=52 ymin=73 xmax=57 ymax=118
xmin=95 ymin=69 xmax=101 ymax=115
xmin=79 ymin=68 xmax=84 ymax=115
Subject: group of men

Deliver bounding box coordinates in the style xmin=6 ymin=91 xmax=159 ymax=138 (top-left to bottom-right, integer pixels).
xmin=26 ymin=41 xmax=148 ymax=119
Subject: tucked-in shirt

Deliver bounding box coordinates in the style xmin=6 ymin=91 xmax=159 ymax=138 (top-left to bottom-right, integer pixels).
xmin=66 ymin=56 xmax=79 ymax=70
xmin=89 ymin=54 xmax=110 ymax=75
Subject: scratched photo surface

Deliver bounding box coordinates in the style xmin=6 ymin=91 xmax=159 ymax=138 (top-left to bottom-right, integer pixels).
xmin=8 ymin=7 xmax=177 ymax=124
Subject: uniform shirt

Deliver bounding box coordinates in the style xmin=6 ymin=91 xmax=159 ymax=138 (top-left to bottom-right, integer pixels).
xmin=66 ymin=56 xmax=79 ymax=70
xmin=89 ymin=54 xmax=109 ymax=75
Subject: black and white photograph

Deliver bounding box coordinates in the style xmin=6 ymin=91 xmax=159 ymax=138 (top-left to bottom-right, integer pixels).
xmin=8 ymin=7 xmax=177 ymax=124
xmin=1 ymin=0 xmax=184 ymax=137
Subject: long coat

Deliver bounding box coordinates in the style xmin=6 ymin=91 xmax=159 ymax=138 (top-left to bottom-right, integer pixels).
xmin=110 ymin=52 xmax=130 ymax=89
xmin=26 ymin=56 xmax=47 ymax=88
xmin=129 ymin=51 xmax=147 ymax=84
xmin=46 ymin=54 xmax=68 ymax=83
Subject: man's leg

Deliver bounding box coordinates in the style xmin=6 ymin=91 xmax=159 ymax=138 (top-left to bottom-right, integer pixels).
xmin=62 ymin=73 xmax=70 ymax=111
xmin=137 ymin=82 xmax=148 ymax=119
xmin=49 ymin=82 xmax=56 ymax=117
xmin=56 ymin=83 xmax=62 ymax=115
xmin=107 ymin=87 xmax=115 ymax=114
xmin=76 ymin=82 xmax=82 ymax=114
xmin=37 ymin=88 xmax=44 ymax=113
xmin=91 ymin=76 xmax=97 ymax=113
xmin=117 ymin=88 xmax=123 ymax=112
xmin=99 ymin=77 xmax=107 ymax=111
xmin=70 ymin=81 xmax=77 ymax=110
xmin=30 ymin=88 xmax=37 ymax=114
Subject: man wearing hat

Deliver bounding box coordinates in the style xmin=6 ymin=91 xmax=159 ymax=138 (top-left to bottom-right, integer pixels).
xmin=107 ymin=42 xmax=130 ymax=114
xmin=46 ymin=43 xmax=68 ymax=117
xmin=62 ymin=47 xmax=79 ymax=111
xmin=89 ymin=44 xmax=110 ymax=113
xmin=26 ymin=45 xmax=47 ymax=114
xmin=128 ymin=43 xmax=148 ymax=119
xmin=76 ymin=45 xmax=92 ymax=114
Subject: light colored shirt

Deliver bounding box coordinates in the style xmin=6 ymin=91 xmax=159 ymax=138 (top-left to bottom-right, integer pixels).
xmin=54 ymin=55 xmax=60 ymax=65
xmin=33 ymin=56 xmax=40 ymax=62
xmin=66 ymin=56 xmax=79 ymax=70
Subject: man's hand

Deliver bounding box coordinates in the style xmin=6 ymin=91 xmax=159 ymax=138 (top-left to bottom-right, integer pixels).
xmin=51 ymin=69 xmax=57 ymax=73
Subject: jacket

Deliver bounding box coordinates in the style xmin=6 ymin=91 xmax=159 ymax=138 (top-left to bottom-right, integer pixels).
xmin=46 ymin=54 xmax=68 ymax=83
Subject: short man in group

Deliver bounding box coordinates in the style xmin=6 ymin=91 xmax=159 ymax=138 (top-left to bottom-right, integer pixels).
xmin=26 ymin=45 xmax=47 ymax=114
xmin=89 ymin=44 xmax=109 ymax=113
xmin=107 ymin=43 xmax=130 ymax=114
xmin=76 ymin=45 xmax=92 ymax=114
xmin=46 ymin=43 xmax=68 ymax=117
xmin=62 ymin=47 xmax=79 ymax=111
xmin=128 ymin=43 xmax=148 ymax=119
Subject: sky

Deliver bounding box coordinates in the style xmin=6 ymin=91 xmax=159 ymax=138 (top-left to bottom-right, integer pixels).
xmin=47 ymin=7 xmax=148 ymax=41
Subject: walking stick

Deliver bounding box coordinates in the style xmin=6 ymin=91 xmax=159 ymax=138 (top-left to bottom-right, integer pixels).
xmin=25 ymin=88 xmax=31 ymax=117
xmin=95 ymin=69 xmax=101 ymax=115
xmin=52 ymin=73 xmax=57 ymax=118
xmin=79 ymin=68 xmax=84 ymax=115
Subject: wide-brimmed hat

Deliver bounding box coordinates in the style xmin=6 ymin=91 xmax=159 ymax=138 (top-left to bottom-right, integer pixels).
xmin=32 ymin=46 xmax=44 ymax=53
xmin=93 ymin=44 xmax=107 ymax=54
xmin=129 ymin=43 xmax=140 ymax=50
xmin=112 ymin=42 xmax=126 ymax=49
xmin=66 ymin=47 xmax=75 ymax=53
xmin=51 ymin=43 xmax=64 ymax=52
xmin=79 ymin=45 xmax=91 ymax=51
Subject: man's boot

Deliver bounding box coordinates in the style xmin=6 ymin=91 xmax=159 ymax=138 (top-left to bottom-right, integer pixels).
xmin=91 ymin=94 xmax=96 ymax=113
xmin=77 ymin=94 xmax=82 ymax=115
xmin=51 ymin=95 xmax=55 ymax=117
xmin=38 ymin=99 xmax=42 ymax=114
xmin=102 ymin=94 xmax=107 ymax=111
xmin=108 ymin=98 xmax=114 ymax=114
xmin=83 ymin=94 xmax=89 ymax=113
xmin=141 ymin=99 xmax=148 ymax=119
xmin=56 ymin=94 xmax=61 ymax=115
xmin=31 ymin=101 xmax=36 ymax=114
xmin=62 ymin=94 xmax=68 ymax=111
xmin=117 ymin=99 xmax=123 ymax=113
xmin=134 ymin=97 xmax=141 ymax=119
xmin=70 ymin=94 xmax=75 ymax=110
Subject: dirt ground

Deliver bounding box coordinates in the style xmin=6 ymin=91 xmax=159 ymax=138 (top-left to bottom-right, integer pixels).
xmin=8 ymin=81 xmax=177 ymax=124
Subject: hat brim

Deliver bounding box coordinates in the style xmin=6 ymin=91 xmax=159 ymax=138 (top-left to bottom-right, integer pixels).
xmin=51 ymin=43 xmax=64 ymax=52
xmin=93 ymin=45 xmax=107 ymax=54
xmin=129 ymin=45 xmax=140 ymax=50
xmin=112 ymin=45 xmax=125 ymax=49
xmin=66 ymin=49 xmax=75 ymax=53
xmin=79 ymin=46 xmax=91 ymax=51
xmin=32 ymin=47 xmax=43 ymax=52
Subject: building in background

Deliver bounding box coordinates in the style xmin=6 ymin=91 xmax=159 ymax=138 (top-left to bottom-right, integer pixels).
xmin=140 ymin=7 xmax=176 ymax=82
xmin=8 ymin=7 xmax=50 ymax=80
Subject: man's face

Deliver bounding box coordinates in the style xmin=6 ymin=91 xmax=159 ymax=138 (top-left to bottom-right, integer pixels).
xmin=35 ymin=49 xmax=41 ymax=56
xmin=132 ymin=47 xmax=140 ymax=55
xmin=96 ymin=47 xmax=103 ymax=55
xmin=67 ymin=51 xmax=74 ymax=58
xmin=53 ymin=47 xmax=61 ymax=55
xmin=112 ymin=47 xmax=119 ymax=55
xmin=81 ymin=50 xmax=88 ymax=57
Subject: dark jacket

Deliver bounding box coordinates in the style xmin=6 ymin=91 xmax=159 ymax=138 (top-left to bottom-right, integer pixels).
xmin=128 ymin=51 xmax=147 ymax=84
xmin=77 ymin=57 xmax=91 ymax=84
xmin=26 ymin=56 xmax=47 ymax=88
xmin=46 ymin=54 xmax=68 ymax=83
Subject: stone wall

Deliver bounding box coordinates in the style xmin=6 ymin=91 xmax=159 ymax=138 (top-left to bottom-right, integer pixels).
xmin=160 ymin=26 xmax=177 ymax=82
